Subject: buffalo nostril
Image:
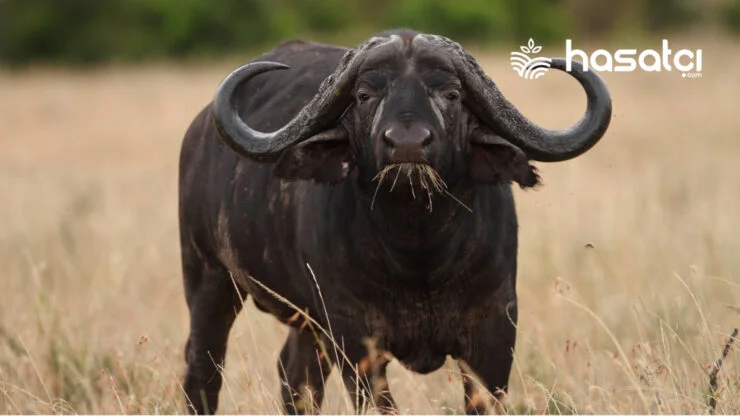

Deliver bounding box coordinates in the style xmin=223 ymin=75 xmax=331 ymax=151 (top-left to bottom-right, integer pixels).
xmin=383 ymin=129 xmax=396 ymax=148
xmin=420 ymin=128 xmax=432 ymax=147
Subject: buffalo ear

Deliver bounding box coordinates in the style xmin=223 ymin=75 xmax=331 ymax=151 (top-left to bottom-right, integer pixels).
xmin=274 ymin=128 xmax=353 ymax=184
xmin=469 ymin=130 xmax=540 ymax=188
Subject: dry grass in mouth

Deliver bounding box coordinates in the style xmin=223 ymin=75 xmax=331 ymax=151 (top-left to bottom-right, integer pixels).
xmin=370 ymin=163 xmax=472 ymax=213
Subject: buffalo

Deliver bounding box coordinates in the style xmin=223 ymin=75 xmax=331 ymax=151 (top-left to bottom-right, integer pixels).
xmin=178 ymin=29 xmax=611 ymax=414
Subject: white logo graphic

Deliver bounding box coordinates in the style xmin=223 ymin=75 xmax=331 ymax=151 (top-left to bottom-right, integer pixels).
xmin=510 ymin=38 xmax=552 ymax=80
xmin=511 ymin=38 xmax=703 ymax=79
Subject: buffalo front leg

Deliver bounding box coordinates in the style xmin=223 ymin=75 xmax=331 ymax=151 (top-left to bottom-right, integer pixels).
xmin=460 ymin=299 xmax=517 ymax=415
xmin=277 ymin=327 xmax=333 ymax=414
xmin=182 ymin=260 xmax=245 ymax=414
xmin=336 ymin=339 xmax=398 ymax=414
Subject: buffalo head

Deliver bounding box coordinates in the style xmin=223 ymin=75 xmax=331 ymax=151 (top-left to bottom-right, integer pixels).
xmin=212 ymin=31 xmax=611 ymax=205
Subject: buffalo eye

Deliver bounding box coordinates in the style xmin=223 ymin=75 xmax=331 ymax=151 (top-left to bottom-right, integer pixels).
xmin=356 ymin=90 xmax=373 ymax=103
xmin=444 ymin=90 xmax=460 ymax=101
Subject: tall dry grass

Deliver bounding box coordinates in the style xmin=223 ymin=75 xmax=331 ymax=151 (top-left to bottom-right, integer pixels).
xmin=0 ymin=36 xmax=739 ymax=414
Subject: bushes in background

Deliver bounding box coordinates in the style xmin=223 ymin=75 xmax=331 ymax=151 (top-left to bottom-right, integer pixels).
xmin=721 ymin=0 xmax=740 ymax=35
xmin=0 ymin=0 xmax=732 ymax=67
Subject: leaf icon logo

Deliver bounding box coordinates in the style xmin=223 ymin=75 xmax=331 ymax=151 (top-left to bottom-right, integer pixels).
xmin=510 ymin=38 xmax=551 ymax=80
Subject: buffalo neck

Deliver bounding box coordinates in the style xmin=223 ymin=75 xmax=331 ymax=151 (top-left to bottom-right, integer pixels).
xmin=347 ymin=175 xmax=479 ymax=281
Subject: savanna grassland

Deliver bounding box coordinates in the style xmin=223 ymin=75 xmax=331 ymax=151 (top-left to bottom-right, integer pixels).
xmin=1 ymin=36 xmax=739 ymax=414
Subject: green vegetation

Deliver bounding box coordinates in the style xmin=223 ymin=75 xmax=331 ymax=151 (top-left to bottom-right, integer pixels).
xmin=721 ymin=0 xmax=740 ymax=35
xmin=0 ymin=0 xmax=732 ymax=66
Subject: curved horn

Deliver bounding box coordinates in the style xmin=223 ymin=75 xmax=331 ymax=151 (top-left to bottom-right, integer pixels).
xmin=416 ymin=35 xmax=612 ymax=162
xmin=212 ymin=36 xmax=401 ymax=161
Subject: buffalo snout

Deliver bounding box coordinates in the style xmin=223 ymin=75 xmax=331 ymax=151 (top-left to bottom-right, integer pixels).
xmin=382 ymin=122 xmax=434 ymax=163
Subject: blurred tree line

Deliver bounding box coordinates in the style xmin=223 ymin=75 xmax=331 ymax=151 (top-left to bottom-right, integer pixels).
xmin=0 ymin=0 xmax=737 ymax=67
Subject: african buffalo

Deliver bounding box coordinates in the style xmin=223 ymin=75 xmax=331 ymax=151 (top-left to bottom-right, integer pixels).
xmin=178 ymin=29 xmax=611 ymax=414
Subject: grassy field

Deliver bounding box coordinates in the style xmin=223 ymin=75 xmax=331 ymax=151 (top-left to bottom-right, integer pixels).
xmin=1 ymin=37 xmax=739 ymax=414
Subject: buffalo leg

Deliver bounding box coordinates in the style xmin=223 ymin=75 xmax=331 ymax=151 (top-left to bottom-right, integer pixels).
xmin=337 ymin=340 xmax=398 ymax=414
xmin=460 ymin=299 xmax=517 ymax=415
xmin=182 ymin=258 xmax=245 ymax=414
xmin=277 ymin=328 xmax=333 ymax=414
